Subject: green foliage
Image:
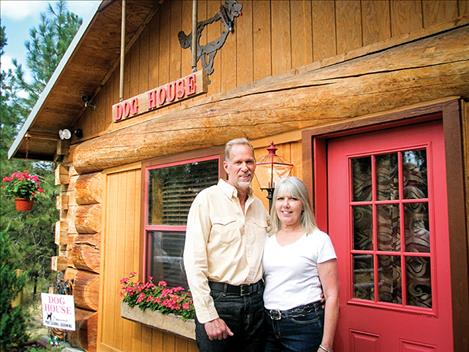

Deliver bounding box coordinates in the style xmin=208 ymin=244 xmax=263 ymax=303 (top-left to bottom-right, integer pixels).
xmin=0 ymin=229 xmax=29 ymax=351
xmin=0 ymin=0 xmax=82 ymax=299
xmin=12 ymin=0 xmax=82 ymax=109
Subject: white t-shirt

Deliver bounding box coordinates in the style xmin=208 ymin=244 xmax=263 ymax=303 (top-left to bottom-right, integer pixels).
xmin=263 ymin=228 xmax=337 ymax=310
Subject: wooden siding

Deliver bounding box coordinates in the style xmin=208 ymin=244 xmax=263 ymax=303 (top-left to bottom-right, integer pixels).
xmin=77 ymin=0 xmax=468 ymax=140
xmin=98 ymin=166 xmax=198 ymax=351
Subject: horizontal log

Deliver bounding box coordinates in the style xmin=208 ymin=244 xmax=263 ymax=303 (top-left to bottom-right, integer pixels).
xmin=70 ymin=243 xmax=100 ymax=273
xmin=56 ymin=194 xmax=69 ymax=210
xmin=68 ymin=233 xmax=101 ymax=249
xmin=74 ymin=204 xmax=102 ymax=234
xmin=75 ymin=173 xmax=104 ymax=205
xmin=55 ymin=220 xmax=68 ymax=246
xmin=72 ymin=26 xmax=469 ymax=174
xmin=64 ymin=267 xmax=78 ymax=282
xmin=55 ymin=164 xmax=69 ymax=185
xmin=73 ymin=270 xmax=99 ymax=311
xmin=67 ymin=175 xmax=79 ymax=207
xmin=51 ymin=256 xmax=68 ymax=272
xmin=67 ymin=308 xmax=97 ymax=352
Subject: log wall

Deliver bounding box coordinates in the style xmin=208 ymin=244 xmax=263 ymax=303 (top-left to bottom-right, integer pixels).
xmin=72 ymin=25 xmax=469 ymax=174
xmin=76 ymin=0 xmax=469 ymax=142
xmin=53 ymin=164 xmax=103 ymax=351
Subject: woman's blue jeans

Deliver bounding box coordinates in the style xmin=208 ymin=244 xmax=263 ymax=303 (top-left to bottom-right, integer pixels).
xmin=264 ymin=302 xmax=324 ymax=352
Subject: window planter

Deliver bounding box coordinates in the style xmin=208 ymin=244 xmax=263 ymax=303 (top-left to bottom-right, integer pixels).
xmin=120 ymin=302 xmax=195 ymax=340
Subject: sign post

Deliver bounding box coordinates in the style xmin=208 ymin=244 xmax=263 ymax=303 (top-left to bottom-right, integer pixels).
xmin=41 ymin=293 xmax=76 ymax=331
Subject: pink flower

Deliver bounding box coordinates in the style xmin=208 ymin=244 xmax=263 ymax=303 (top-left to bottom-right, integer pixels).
xmin=120 ymin=272 xmax=195 ymax=319
xmin=136 ymin=293 xmax=146 ymax=303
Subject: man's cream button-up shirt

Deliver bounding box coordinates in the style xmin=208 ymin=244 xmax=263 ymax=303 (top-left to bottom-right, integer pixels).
xmin=183 ymin=179 xmax=268 ymax=323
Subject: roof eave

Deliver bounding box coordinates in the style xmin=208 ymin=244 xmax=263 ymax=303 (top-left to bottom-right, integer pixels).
xmin=7 ymin=0 xmax=103 ymax=160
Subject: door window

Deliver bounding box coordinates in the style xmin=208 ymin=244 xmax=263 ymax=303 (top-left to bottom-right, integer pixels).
xmin=350 ymin=148 xmax=432 ymax=308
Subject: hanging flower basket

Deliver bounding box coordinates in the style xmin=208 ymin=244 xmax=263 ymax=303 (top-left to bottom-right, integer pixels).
xmin=15 ymin=198 xmax=34 ymax=212
xmin=2 ymin=171 xmax=44 ymax=211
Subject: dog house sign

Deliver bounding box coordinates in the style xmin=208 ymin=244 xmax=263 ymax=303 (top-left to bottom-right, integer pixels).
xmin=112 ymin=70 xmax=208 ymax=122
xmin=41 ymin=293 xmax=76 ymax=330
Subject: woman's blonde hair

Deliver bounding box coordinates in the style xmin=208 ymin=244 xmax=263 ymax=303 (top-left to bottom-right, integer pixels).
xmin=269 ymin=176 xmax=317 ymax=234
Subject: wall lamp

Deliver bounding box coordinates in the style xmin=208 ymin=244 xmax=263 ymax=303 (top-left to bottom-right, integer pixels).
xmin=255 ymin=142 xmax=293 ymax=209
xmin=58 ymin=128 xmax=83 ymax=140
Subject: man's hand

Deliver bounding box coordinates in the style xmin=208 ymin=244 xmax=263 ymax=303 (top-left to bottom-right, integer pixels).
xmin=204 ymin=318 xmax=234 ymax=340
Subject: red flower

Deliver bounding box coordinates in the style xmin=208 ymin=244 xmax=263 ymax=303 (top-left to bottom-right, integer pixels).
xmin=1 ymin=171 xmax=45 ymax=200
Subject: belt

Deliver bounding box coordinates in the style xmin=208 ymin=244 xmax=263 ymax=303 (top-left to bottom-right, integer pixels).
xmin=266 ymin=301 xmax=322 ymax=320
xmin=209 ymin=280 xmax=263 ymax=297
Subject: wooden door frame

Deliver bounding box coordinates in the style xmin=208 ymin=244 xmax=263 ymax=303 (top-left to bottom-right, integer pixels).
xmin=301 ymin=97 xmax=468 ymax=352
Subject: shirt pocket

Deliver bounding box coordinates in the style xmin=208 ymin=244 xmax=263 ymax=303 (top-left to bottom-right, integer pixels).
xmin=251 ymin=218 xmax=268 ymax=235
xmin=246 ymin=219 xmax=268 ymax=245
xmin=211 ymin=217 xmax=239 ymax=244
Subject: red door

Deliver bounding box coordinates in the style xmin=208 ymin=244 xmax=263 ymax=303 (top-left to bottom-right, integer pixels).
xmin=327 ymin=121 xmax=453 ymax=351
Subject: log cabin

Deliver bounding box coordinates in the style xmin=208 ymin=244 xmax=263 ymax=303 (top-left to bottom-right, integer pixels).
xmin=8 ymin=0 xmax=469 ymax=351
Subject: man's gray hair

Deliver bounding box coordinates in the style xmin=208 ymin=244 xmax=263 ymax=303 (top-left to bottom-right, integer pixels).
xmin=224 ymin=138 xmax=254 ymax=161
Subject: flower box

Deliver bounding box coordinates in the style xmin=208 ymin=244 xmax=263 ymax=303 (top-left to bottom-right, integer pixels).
xmin=121 ymin=302 xmax=195 ymax=340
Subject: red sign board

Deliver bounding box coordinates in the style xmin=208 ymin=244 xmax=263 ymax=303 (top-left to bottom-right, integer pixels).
xmin=112 ymin=70 xmax=207 ymax=122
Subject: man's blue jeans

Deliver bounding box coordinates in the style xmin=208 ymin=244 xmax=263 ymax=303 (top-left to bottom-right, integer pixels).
xmin=264 ymin=303 xmax=324 ymax=352
xmin=195 ymin=286 xmax=265 ymax=352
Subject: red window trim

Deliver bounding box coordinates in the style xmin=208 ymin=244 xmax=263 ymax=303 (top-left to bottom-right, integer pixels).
xmin=141 ymin=147 xmax=225 ymax=281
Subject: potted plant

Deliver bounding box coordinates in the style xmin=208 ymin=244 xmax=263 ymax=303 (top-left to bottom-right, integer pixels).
xmin=1 ymin=171 xmax=44 ymax=211
xmin=120 ymin=272 xmax=196 ymax=339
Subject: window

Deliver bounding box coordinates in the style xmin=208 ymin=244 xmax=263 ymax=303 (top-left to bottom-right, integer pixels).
xmin=144 ymin=155 xmax=220 ymax=288
xmin=350 ymin=148 xmax=432 ymax=308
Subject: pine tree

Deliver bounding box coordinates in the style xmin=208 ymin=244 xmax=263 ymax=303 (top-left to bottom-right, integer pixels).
xmin=13 ymin=0 xmax=82 ymax=109
xmin=0 ymin=228 xmax=29 ymax=351
xmin=1 ymin=0 xmax=82 ymax=316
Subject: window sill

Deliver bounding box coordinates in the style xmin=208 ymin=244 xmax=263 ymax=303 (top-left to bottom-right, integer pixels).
xmin=121 ymin=302 xmax=195 ymax=340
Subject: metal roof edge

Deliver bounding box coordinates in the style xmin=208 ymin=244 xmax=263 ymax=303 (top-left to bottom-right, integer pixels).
xmin=8 ymin=0 xmax=104 ymax=160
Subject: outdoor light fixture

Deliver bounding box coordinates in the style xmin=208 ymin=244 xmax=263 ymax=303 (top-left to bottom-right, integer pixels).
xmin=58 ymin=129 xmax=72 ymax=140
xmin=58 ymin=128 xmax=83 ymax=140
xmin=73 ymin=128 xmax=83 ymax=138
xmin=255 ymin=142 xmax=293 ymax=209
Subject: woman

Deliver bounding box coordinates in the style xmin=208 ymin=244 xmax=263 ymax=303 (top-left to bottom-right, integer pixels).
xmin=263 ymin=176 xmax=339 ymax=352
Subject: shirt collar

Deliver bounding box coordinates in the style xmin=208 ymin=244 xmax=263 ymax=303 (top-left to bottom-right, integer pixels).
xmin=218 ymin=179 xmax=252 ymax=199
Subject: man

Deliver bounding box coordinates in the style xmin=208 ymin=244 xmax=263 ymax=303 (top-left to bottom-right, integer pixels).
xmin=184 ymin=138 xmax=269 ymax=351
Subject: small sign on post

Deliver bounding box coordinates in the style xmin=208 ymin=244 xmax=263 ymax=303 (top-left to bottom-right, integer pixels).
xmin=41 ymin=293 xmax=76 ymax=331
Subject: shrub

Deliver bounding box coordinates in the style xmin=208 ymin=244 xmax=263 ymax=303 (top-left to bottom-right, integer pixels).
xmin=0 ymin=228 xmax=29 ymax=351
